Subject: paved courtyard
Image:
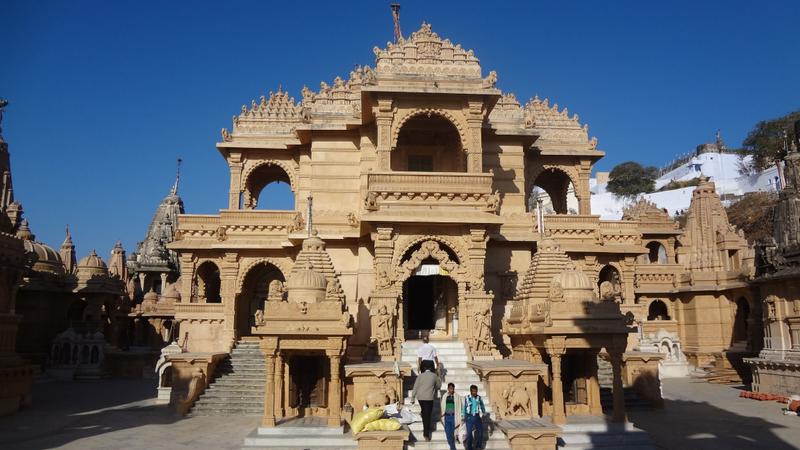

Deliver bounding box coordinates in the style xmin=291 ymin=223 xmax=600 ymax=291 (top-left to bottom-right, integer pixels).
xmin=0 ymin=377 xmax=798 ymax=449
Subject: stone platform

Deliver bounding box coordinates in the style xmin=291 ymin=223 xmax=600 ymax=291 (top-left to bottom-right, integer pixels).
xmin=241 ymin=417 xmax=356 ymax=450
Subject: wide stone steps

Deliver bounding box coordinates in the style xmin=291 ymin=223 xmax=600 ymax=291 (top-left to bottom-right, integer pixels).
xmin=557 ymin=420 xmax=656 ymax=449
xmin=191 ymin=339 xmax=266 ymax=417
xmin=399 ymin=340 xmax=506 ymax=448
xmin=242 ymin=423 xmax=357 ymax=450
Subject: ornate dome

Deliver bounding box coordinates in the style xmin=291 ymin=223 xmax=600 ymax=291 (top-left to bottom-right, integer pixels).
xmin=286 ymin=261 xmax=327 ymax=303
xmin=22 ymin=239 xmax=65 ymax=276
xmin=162 ymin=280 xmax=181 ymax=302
xmin=77 ymin=250 xmax=108 ymax=278
xmin=551 ymin=265 xmax=595 ymax=303
xmin=143 ymin=289 xmax=159 ymax=303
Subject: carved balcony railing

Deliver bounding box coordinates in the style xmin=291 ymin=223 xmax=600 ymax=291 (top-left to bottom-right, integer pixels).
xmin=174 ymin=302 xmax=225 ymax=318
xmin=174 ymin=210 xmax=301 ymax=242
xmin=634 ymin=264 xmax=682 ymax=292
xmin=541 ymin=214 xmax=600 ymax=241
xmin=365 ymin=171 xmax=496 ymax=213
xmin=599 ymin=220 xmax=642 ymax=246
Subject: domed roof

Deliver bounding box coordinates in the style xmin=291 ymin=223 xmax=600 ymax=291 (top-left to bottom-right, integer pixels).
xmin=77 ymin=250 xmax=108 ymax=279
xmin=286 ymin=261 xmax=327 ymax=303
xmin=551 ymin=265 xmax=595 ymax=303
xmin=162 ymin=281 xmax=181 ymax=301
xmin=78 ymin=250 xmax=108 ymax=270
xmin=23 ymin=239 xmax=65 ymax=276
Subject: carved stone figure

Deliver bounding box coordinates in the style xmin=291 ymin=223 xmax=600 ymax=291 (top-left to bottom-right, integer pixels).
xmin=364 ymin=191 xmax=378 ymax=211
xmin=372 ymin=305 xmax=394 ymax=353
xmin=254 ymin=309 xmax=265 ymax=326
xmin=599 ymin=280 xmax=620 ymax=301
xmin=549 ymin=280 xmax=564 ymax=301
xmin=267 ymin=279 xmax=285 ymax=302
xmin=473 ymin=305 xmax=492 ymax=351
xmin=501 ymin=386 xmax=531 ymax=417
xmin=365 ymin=389 xmax=389 ymax=408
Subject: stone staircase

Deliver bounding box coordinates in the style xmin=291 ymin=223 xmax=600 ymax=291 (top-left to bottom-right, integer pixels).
xmin=557 ymin=418 xmax=656 ymax=450
xmin=241 ymin=417 xmax=356 ymax=450
xmin=191 ymin=338 xmax=265 ymax=416
xmin=401 ymin=340 xmax=510 ymax=450
xmin=597 ymin=356 xmax=652 ymax=412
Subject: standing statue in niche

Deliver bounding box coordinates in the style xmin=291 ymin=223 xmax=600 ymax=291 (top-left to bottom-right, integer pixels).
xmin=372 ymin=305 xmax=394 ymax=354
xmin=473 ymin=305 xmax=492 ymax=351
xmin=433 ymin=290 xmax=448 ymax=336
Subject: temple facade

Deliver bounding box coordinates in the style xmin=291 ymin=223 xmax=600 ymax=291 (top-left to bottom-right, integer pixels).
xmin=746 ymin=121 xmax=800 ymax=396
xmin=163 ymin=22 xmax=760 ymax=432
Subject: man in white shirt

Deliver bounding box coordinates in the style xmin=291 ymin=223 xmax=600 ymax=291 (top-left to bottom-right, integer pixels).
xmin=416 ymin=333 xmax=439 ymax=373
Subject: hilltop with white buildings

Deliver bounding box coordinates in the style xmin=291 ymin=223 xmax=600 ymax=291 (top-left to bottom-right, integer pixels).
xmin=590 ymin=138 xmax=782 ymax=220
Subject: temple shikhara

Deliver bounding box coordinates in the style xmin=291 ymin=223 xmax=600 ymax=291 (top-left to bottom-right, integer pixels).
xmin=2 ymin=17 xmax=798 ymax=450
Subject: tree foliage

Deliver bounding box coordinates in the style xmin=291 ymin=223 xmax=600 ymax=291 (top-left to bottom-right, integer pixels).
xmin=607 ymin=161 xmax=659 ymax=197
xmin=725 ymin=191 xmax=779 ymax=244
xmin=740 ymin=110 xmax=800 ymax=172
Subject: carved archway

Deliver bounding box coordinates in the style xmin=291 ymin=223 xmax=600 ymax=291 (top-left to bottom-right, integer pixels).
xmin=526 ymin=164 xmax=582 ymax=214
xmin=393 ymin=235 xmax=467 ymax=270
xmin=396 ymin=240 xmax=463 ymax=284
xmin=241 ymin=160 xmax=297 ymax=209
xmin=235 ymin=257 xmax=291 ymax=295
xmin=391 ymin=108 xmax=469 ymax=151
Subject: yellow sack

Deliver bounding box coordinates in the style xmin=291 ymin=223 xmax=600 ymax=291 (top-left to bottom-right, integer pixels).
xmin=362 ymin=418 xmax=402 ymax=432
xmin=349 ymin=407 xmax=385 ymax=434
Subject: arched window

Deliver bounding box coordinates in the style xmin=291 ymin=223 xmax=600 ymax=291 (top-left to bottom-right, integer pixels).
xmin=646 ymin=242 xmax=668 ymax=264
xmin=237 ymin=262 xmax=286 ymax=336
xmin=393 ymin=114 xmax=465 ymax=172
xmin=527 ymin=168 xmax=578 ymax=215
xmin=647 ymin=300 xmax=670 ymax=321
xmin=194 ymin=261 xmax=222 ymax=303
xmin=243 ymin=163 xmax=294 ymax=210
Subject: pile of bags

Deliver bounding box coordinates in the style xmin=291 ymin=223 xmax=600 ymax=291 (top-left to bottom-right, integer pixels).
xmin=349 ymin=407 xmax=402 ymax=434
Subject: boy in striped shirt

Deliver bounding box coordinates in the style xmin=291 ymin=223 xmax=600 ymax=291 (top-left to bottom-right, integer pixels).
xmin=462 ymin=384 xmax=486 ymax=450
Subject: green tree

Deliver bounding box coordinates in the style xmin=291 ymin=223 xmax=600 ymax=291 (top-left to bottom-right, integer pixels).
xmin=740 ymin=110 xmax=800 ymax=173
xmin=606 ymin=161 xmax=658 ymax=197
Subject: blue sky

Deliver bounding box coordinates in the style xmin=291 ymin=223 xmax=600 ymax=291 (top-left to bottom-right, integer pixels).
xmin=3 ymin=0 xmax=799 ymax=259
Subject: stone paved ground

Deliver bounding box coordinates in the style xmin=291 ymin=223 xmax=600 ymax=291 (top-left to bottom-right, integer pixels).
xmin=629 ymin=378 xmax=800 ymax=450
xmin=0 ymin=378 xmax=258 ymax=449
xmin=1 ymin=377 xmax=798 ymax=449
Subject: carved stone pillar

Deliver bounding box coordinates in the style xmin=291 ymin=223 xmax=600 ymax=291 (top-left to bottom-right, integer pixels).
xmin=375 ymin=98 xmax=393 ymax=171
xmin=609 ymin=351 xmax=626 ymax=423
xmin=372 ymin=226 xmax=398 ymax=357
xmin=588 ymin=351 xmax=602 ymax=415
xmin=578 ymin=159 xmax=592 ymax=214
xmin=274 ymin=352 xmax=284 ymax=419
xmin=261 ymin=340 xmax=277 ymax=427
xmin=466 ymin=98 xmax=484 ymax=173
xmin=228 ymin=153 xmax=243 ymax=210
xmin=221 ymin=253 xmax=239 ymax=338
xmin=327 ymin=350 xmax=342 ymax=427
xmin=546 ymin=337 xmax=567 ymax=425
xmin=179 ymin=255 xmax=194 ymax=303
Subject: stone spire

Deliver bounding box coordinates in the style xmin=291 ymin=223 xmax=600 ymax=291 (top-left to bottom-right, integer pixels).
xmin=772 ymin=120 xmax=800 ymax=251
xmin=0 ymin=99 xmax=16 ymax=234
xmin=60 ymin=226 xmax=77 ymax=274
xmin=127 ymin=169 xmax=185 ymax=280
xmin=108 ymin=240 xmax=127 ymax=280
xmin=289 ymin=230 xmax=344 ymax=303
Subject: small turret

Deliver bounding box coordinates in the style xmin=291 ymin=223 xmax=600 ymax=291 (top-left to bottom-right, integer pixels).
xmin=60 ymin=226 xmax=77 ymax=274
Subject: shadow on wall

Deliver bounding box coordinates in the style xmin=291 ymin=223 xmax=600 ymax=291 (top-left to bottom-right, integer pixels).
xmin=627 ymin=397 xmax=797 ymax=450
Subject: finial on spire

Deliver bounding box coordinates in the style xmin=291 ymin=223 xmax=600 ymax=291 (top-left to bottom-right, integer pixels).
xmin=306 ymin=194 xmax=313 ymax=237
xmin=391 ymin=3 xmax=402 ymax=43
xmin=171 ymin=158 xmax=182 ymax=196
xmin=63 ymin=225 xmax=73 ymax=246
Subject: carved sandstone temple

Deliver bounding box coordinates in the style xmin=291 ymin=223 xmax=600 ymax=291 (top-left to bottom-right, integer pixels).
xmin=165 ymin=23 xmax=758 ymax=435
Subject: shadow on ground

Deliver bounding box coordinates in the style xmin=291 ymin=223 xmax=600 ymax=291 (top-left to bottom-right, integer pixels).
xmin=0 ymin=378 xmax=179 ymax=449
xmin=628 ymin=396 xmax=796 ymax=450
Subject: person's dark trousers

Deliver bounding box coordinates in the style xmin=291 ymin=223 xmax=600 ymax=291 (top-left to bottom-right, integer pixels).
xmin=418 ymin=400 xmax=434 ymax=438
xmin=443 ymin=414 xmax=457 ymax=450
xmin=465 ymin=414 xmax=483 ymax=449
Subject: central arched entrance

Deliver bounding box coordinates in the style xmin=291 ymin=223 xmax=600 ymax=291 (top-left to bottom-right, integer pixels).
xmin=235 ymin=261 xmax=285 ymax=337
xmin=402 ymin=262 xmax=458 ymax=339
xmin=397 ymin=239 xmax=463 ymax=340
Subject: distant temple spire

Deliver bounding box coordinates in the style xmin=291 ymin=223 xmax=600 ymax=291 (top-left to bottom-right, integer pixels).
xmin=170 ymin=157 xmax=182 ymax=196
xmin=61 ymin=225 xmax=77 ymax=274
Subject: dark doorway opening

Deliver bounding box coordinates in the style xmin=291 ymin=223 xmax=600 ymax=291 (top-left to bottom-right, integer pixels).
xmin=406 ymin=276 xmax=435 ymax=330
xmin=289 ymin=354 xmax=328 ymax=410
